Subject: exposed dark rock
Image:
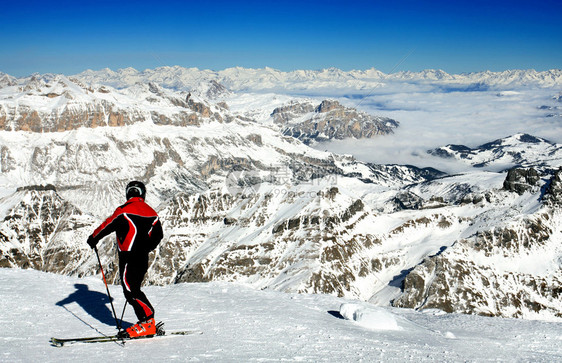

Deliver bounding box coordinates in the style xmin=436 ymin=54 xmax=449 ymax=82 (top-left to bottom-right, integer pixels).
xmin=393 ymin=214 xmax=560 ymax=319
xmin=502 ymin=168 xmax=540 ymax=195
xmin=391 ymin=191 xmax=424 ymax=210
xmin=543 ymin=167 xmax=562 ymax=206
xmin=272 ymin=99 xmax=398 ymax=144
xmin=16 ymin=184 xmax=57 ymax=192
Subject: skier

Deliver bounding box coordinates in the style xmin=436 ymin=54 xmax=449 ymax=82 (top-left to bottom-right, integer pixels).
xmin=87 ymin=181 xmax=163 ymax=338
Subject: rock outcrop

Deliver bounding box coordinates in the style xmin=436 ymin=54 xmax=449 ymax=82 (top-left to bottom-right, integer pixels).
xmin=271 ymin=100 xmax=398 ymax=144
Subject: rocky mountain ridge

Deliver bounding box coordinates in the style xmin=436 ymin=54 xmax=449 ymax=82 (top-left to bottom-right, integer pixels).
xmin=0 ymin=74 xmax=233 ymax=133
xmin=0 ymin=124 xmax=560 ymax=321
xmin=393 ymin=169 xmax=562 ymax=320
xmin=271 ymin=99 xmax=398 ymax=144
xmin=428 ymin=133 xmax=562 ymax=171
xmin=0 ymin=73 xmax=395 ymax=145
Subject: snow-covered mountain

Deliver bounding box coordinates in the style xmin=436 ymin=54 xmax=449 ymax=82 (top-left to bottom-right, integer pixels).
xmin=0 ymin=74 xmax=236 ymax=132
xmin=428 ymin=133 xmax=562 ymax=171
xmin=70 ymin=66 xmax=562 ymax=92
xmin=0 ymin=67 xmax=561 ymax=323
xmin=272 ymin=99 xmax=398 ymax=144
xmin=393 ymin=168 xmax=562 ymax=320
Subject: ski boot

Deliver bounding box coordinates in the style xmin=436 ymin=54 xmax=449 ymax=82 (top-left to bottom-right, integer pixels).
xmin=123 ymin=318 xmax=157 ymax=338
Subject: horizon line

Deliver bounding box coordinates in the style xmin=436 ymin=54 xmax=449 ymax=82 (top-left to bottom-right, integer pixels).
xmin=2 ymin=65 xmax=562 ymax=79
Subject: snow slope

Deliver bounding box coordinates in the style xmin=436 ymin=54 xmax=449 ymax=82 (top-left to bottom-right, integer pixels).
xmin=1 ymin=268 xmax=561 ymax=362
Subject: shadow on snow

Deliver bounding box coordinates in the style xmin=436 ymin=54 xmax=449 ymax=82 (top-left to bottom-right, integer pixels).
xmin=56 ymin=283 xmax=132 ymax=328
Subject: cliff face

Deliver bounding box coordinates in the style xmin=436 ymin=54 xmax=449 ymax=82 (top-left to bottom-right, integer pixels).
xmin=393 ymin=211 xmax=562 ymax=320
xmin=0 ymin=76 xmax=229 ymax=132
xmin=0 ymin=188 xmax=97 ymax=275
xmin=392 ymin=168 xmax=562 ymax=320
xmin=271 ymin=100 xmax=398 ymax=144
xmin=544 ymin=167 xmax=562 ymax=206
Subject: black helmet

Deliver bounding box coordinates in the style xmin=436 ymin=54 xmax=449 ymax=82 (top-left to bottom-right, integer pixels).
xmin=126 ymin=181 xmax=146 ymax=200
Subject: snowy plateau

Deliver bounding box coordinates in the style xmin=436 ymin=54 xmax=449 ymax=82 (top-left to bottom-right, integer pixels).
xmin=0 ymin=66 xmax=561 ymax=360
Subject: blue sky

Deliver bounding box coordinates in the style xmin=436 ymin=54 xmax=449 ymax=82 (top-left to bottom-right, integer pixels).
xmin=1 ymin=0 xmax=561 ymax=77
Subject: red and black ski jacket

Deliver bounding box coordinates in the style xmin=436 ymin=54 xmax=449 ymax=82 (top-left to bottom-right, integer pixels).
xmin=91 ymin=197 xmax=163 ymax=254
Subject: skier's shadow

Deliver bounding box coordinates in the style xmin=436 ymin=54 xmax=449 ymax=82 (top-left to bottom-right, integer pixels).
xmin=56 ymin=283 xmax=130 ymax=327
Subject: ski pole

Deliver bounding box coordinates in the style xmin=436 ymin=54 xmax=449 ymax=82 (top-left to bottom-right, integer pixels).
xmin=119 ymin=301 xmax=128 ymax=329
xmin=94 ymin=246 xmax=121 ymax=333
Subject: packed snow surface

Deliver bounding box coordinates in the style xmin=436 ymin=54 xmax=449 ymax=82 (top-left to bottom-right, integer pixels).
xmin=2 ymin=268 xmax=560 ymax=362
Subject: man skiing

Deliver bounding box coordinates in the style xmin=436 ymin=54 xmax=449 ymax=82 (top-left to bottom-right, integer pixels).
xmin=87 ymin=181 xmax=163 ymax=338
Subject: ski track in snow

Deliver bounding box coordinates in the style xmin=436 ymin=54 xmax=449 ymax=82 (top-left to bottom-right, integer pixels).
xmin=1 ymin=268 xmax=560 ymax=362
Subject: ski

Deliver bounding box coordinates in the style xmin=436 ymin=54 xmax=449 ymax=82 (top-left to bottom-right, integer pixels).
xmin=50 ymin=329 xmax=202 ymax=347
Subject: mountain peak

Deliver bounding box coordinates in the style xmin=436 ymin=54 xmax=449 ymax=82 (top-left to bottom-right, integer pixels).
xmin=428 ymin=133 xmax=561 ymax=170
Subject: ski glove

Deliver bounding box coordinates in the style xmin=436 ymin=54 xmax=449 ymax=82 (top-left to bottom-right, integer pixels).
xmin=87 ymin=235 xmax=97 ymax=249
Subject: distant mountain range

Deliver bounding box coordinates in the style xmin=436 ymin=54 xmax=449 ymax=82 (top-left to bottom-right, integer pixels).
xmin=2 ymin=66 xmax=561 ymax=93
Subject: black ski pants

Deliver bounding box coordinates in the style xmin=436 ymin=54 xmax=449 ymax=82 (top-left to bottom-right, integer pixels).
xmin=118 ymin=252 xmax=155 ymax=322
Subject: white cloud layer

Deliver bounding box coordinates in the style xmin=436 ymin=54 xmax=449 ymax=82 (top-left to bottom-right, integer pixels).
xmin=314 ymin=86 xmax=562 ymax=172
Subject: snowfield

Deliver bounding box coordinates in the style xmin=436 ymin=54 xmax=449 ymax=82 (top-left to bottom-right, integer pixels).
xmin=1 ymin=268 xmax=560 ymax=362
